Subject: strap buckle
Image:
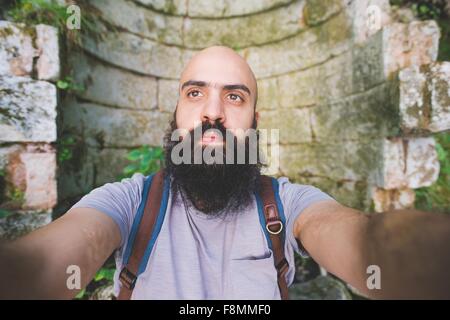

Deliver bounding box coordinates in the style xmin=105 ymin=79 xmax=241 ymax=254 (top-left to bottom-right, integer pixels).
xmin=119 ymin=267 xmax=137 ymax=290
xmin=266 ymin=220 xmax=283 ymax=235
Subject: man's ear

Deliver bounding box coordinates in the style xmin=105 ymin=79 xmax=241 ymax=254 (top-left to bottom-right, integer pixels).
xmin=255 ymin=111 xmax=260 ymax=122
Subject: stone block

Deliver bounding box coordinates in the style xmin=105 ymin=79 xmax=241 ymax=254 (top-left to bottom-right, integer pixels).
xmin=379 ymin=137 xmax=439 ymax=189
xmin=0 ymin=144 xmax=57 ymax=211
xmin=0 ymin=21 xmax=36 ymax=77
xmin=63 ymin=98 xmax=172 ymax=148
xmin=69 ymin=51 xmax=158 ymax=110
xmin=158 ymin=79 xmax=179 ymax=113
xmin=0 ymin=76 xmax=57 ymax=142
xmin=372 ymin=187 xmax=415 ymax=213
xmin=35 ymin=24 xmax=60 ymax=81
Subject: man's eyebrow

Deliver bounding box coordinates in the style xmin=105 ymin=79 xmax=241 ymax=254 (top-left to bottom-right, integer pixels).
xmin=181 ymin=80 xmax=207 ymax=91
xmin=223 ymin=84 xmax=251 ymax=95
xmin=181 ymin=80 xmax=251 ymax=96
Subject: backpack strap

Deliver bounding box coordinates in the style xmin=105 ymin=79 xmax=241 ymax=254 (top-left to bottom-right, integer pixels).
xmin=256 ymin=175 xmax=290 ymax=300
xmin=118 ymin=170 xmax=169 ymax=300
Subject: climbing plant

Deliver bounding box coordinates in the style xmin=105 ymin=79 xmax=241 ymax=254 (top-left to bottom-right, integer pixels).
xmin=120 ymin=146 xmax=164 ymax=180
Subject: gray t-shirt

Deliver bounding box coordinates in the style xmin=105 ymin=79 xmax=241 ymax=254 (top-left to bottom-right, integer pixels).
xmin=72 ymin=173 xmax=335 ymax=299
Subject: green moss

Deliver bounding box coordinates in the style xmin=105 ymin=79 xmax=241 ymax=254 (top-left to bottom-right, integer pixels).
xmin=6 ymin=187 xmax=25 ymax=205
xmin=0 ymin=26 xmax=15 ymax=37
xmin=165 ymin=0 xmax=178 ymax=15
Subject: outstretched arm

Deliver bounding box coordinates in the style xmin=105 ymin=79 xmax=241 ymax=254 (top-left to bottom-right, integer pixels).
xmin=0 ymin=208 xmax=121 ymax=299
xmin=294 ymin=200 xmax=450 ymax=299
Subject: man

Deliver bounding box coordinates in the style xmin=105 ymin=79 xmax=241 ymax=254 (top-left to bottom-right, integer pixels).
xmin=0 ymin=46 xmax=449 ymax=300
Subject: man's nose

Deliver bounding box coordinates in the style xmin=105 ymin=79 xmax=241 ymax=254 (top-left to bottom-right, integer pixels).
xmin=200 ymin=94 xmax=225 ymax=124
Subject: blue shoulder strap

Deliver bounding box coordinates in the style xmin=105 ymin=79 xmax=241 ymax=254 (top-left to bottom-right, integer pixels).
xmin=122 ymin=172 xmax=170 ymax=276
xmin=255 ymin=176 xmax=290 ymax=299
xmin=255 ymin=177 xmax=287 ymax=250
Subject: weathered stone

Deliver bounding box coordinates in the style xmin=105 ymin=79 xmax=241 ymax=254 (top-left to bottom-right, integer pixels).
xmin=383 ymin=21 xmax=439 ymax=77
xmin=187 ymin=0 xmax=293 ymax=18
xmin=183 ymin=1 xmax=305 ymax=49
xmin=310 ymin=82 xmax=400 ymax=141
xmin=257 ymin=77 xmax=280 ymax=110
xmin=258 ymin=108 xmax=312 ymax=144
xmin=242 ymin=9 xmax=352 ymax=78
xmin=352 ymin=30 xmax=386 ymax=92
xmin=134 ymin=0 xmax=188 ymax=16
xmin=372 ymin=187 xmax=415 ymax=213
xmin=92 ymin=0 xmax=305 ymax=48
xmin=399 ymin=62 xmax=450 ymax=133
xmin=280 ymin=139 xmax=384 ymax=182
xmin=63 ymin=98 xmax=172 ymax=148
xmin=0 ymin=21 xmax=36 ymax=77
xmin=158 ymin=79 xmax=179 ymax=113
xmin=0 ymin=76 xmax=57 ymax=142
xmin=0 ymin=211 xmax=51 ymax=240
xmin=294 ymin=175 xmax=372 ymax=210
xmin=379 ymin=138 xmax=405 ymax=190
xmin=57 ymin=141 xmax=95 ymax=202
xmin=0 ymin=144 xmax=57 ymax=211
xmin=81 ymin=27 xmax=195 ymax=79
xmin=289 ymin=275 xmax=352 ymax=300
xmin=93 ymin=147 xmax=134 ymax=186
xmin=405 ymin=138 xmax=440 ymax=188
xmin=91 ymin=0 xmax=184 ymax=46
xmin=258 ymin=51 xmax=353 ymax=110
xmin=351 ymin=0 xmax=392 ymax=45
xmin=134 ymin=0 xmax=295 ymax=18
xmin=398 ymin=65 xmax=427 ymax=130
xmin=303 ymin=0 xmax=349 ymax=26
xmin=69 ymin=52 xmax=157 ymax=110
xmin=35 ymin=24 xmax=60 ymax=81
xmin=378 ymin=137 xmax=439 ymax=189
xmin=352 ymin=20 xmax=440 ymax=91
xmin=428 ymin=62 xmax=450 ymax=132
xmin=277 ymin=67 xmax=319 ymax=108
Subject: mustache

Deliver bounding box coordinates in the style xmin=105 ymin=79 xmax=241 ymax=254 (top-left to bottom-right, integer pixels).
xmin=184 ymin=119 xmax=230 ymax=145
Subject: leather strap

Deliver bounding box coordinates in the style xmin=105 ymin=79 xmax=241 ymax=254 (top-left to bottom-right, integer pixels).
xmin=259 ymin=175 xmax=290 ymax=300
xmin=118 ymin=170 xmax=165 ymax=300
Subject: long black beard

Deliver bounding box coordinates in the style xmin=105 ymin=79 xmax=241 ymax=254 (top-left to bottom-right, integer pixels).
xmin=163 ymin=117 xmax=262 ymax=217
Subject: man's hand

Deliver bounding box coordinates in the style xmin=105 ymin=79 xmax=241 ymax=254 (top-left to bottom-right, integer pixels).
xmin=0 ymin=208 xmax=121 ymax=299
xmin=294 ymin=201 xmax=450 ymax=299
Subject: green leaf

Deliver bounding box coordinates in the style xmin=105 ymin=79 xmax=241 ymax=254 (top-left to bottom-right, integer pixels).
xmin=0 ymin=209 xmax=14 ymax=219
xmin=127 ymin=149 xmax=142 ymax=161
xmin=75 ymin=288 xmax=85 ymax=299
xmin=123 ymin=164 xmax=138 ymax=175
xmin=57 ymin=80 xmax=69 ymax=89
xmin=94 ymin=268 xmax=115 ymax=282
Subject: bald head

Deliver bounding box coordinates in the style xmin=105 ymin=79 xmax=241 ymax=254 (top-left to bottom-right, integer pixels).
xmin=179 ymin=46 xmax=258 ymax=107
xmin=176 ymin=45 xmax=259 ymax=134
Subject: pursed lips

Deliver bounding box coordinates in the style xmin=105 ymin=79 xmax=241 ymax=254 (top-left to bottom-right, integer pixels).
xmin=200 ymin=132 xmax=224 ymax=145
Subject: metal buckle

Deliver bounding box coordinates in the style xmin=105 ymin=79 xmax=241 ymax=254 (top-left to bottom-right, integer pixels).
xmin=119 ymin=267 xmax=137 ymax=290
xmin=266 ymin=220 xmax=283 ymax=235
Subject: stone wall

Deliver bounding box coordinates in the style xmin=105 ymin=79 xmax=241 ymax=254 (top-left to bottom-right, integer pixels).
xmin=59 ymin=0 xmax=450 ymax=212
xmin=0 ymin=21 xmax=59 ymax=239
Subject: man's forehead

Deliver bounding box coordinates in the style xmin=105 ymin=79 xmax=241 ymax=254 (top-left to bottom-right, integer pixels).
xmin=179 ymin=46 xmax=257 ymax=95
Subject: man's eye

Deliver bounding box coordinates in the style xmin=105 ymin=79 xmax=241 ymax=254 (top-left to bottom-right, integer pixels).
xmin=187 ymin=90 xmax=203 ymax=98
xmin=228 ymin=94 xmax=243 ymax=102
